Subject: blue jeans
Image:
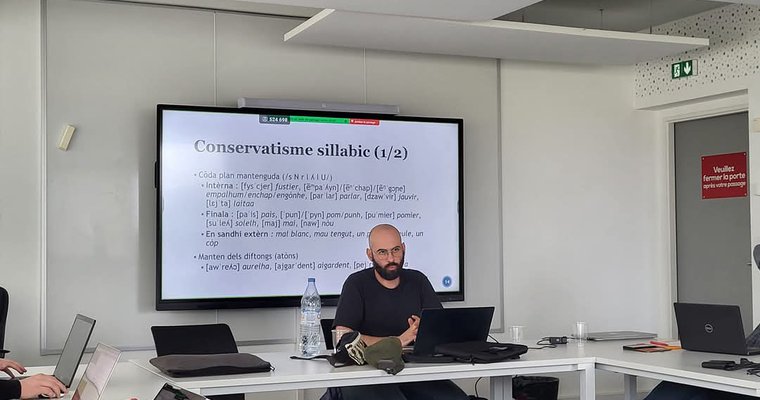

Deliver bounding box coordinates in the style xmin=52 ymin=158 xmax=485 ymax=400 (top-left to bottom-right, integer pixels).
xmin=645 ymin=381 xmax=752 ymax=400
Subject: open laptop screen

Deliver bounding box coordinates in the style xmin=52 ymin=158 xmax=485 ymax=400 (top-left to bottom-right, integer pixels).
xmin=154 ymin=383 xmax=206 ymax=400
xmin=53 ymin=314 xmax=96 ymax=387
xmin=413 ymin=307 xmax=494 ymax=356
xmin=72 ymin=343 xmax=121 ymax=400
xmin=674 ymin=302 xmax=754 ymax=355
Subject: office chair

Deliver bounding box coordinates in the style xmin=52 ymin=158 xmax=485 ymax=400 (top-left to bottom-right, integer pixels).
xmin=151 ymin=324 xmax=241 ymax=400
xmin=151 ymin=323 xmax=238 ymax=356
xmin=321 ymin=318 xmax=335 ymax=350
xmin=0 ymin=287 xmax=9 ymax=358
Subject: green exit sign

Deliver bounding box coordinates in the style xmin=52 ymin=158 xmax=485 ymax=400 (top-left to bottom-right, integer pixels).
xmin=672 ymin=60 xmax=697 ymax=79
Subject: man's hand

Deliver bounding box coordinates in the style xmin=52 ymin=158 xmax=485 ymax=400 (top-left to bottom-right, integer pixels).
xmin=0 ymin=358 xmax=26 ymax=378
xmin=19 ymin=374 xmax=67 ymax=399
xmin=398 ymin=315 xmax=420 ymax=346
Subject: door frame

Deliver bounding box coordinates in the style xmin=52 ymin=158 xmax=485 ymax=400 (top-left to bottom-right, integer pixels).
xmin=657 ymin=93 xmax=749 ymax=337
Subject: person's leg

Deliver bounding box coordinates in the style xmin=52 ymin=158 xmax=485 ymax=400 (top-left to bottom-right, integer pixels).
xmin=337 ymin=383 xmax=407 ymax=400
xmin=705 ymin=388 xmax=755 ymax=400
xmin=398 ymin=380 xmax=469 ymax=400
xmin=644 ymin=381 xmax=713 ymax=400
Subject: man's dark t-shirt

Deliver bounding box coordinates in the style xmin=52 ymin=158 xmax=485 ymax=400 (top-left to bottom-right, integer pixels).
xmin=333 ymin=268 xmax=441 ymax=337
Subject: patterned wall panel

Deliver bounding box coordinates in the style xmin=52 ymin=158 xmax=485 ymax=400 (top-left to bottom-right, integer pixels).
xmin=635 ymin=4 xmax=760 ymax=99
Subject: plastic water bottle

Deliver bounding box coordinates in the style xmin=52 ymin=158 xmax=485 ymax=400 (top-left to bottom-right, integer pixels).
xmin=299 ymin=277 xmax=321 ymax=357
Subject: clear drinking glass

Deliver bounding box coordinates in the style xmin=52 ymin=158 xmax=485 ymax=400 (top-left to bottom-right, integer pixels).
xmin=573 ymin=321 xmax=588 ymax=344
xmin=331 ymin=328 xmax=349 ymax=353
xmin=509 ymin=325 xmax=525 ymax=343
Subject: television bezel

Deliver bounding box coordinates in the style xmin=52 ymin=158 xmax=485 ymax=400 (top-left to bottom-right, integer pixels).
xmin=155 ymin=104 xmax=464 ymax=310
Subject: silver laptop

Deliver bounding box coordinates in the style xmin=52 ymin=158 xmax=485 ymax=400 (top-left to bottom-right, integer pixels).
xmin=587 ymin=331 xmax=657 ymax=341
xmin=53 ymin=314 xmax=97 ymax=387
xmin=71 ymin=343 xmax=121 ymax=400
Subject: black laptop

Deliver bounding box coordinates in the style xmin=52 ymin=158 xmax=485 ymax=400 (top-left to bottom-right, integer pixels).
xmin=52 ymin=314 xmax=97 ymax=387
xmin=674 ymin=302 xmax=760 ymax=356
xmin=410 ymin=306 xmax=495 ymax=357
xmin=4 ymin=314 xmax=96 ymax=392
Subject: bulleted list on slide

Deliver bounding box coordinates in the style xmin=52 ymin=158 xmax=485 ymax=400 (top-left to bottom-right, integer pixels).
xmin=160 ymin=109 xmax=460 ymax=299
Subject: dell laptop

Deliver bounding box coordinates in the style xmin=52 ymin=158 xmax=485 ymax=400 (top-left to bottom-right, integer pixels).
xmin=674 ymin=302 xmax=760 ymax=355
xmin=53 ymin=314 xmax=97 ymax=387
xmin=411 ymin=306 xmax=495 ymax=356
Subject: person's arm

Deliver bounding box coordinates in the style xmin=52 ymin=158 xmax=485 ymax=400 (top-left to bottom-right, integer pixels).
xmin=334 ymin=275 xmax=420 ymax=346
xmin=0 ymin=379 xmax=21 ymax=400
xmin=334 ymin=275 xmax=399 ymax=343
xmin=747 ymin=323 xmax=760 ymax=347
xmin=336 ymin=315 xmax=419 ymax=346
xmin=19 ymin=374 xmax=67 ymax=399
xmin=0 ymin=373 xmax=68 ymax=399
xmin=333 ymin=325 xmax=384 ymax=346
xmin=419 ymin=272 xmax=442 ymax=309
xmin=0 ymin=359 xmax=26 ymax=379
xmin=0 ymin=359 xmax=66 ymax=400
xmin=333 ymin=276 xmax=364 ymax=332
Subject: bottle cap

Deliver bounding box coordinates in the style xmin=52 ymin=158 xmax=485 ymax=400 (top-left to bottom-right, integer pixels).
xmin=308 ymin=277 xmax=315 ymax=282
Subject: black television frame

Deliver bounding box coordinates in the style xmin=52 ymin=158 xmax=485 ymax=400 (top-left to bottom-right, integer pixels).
xmin=155 ymin=104 xmax=464 ymax=310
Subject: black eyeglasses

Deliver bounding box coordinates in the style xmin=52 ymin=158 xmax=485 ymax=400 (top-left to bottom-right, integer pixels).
xmin=373 ymin=246 xmax=403 ymax=259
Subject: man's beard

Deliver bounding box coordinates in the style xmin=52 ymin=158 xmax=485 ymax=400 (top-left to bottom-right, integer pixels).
xmin=372 ymin=256 xmax=404 ymax=280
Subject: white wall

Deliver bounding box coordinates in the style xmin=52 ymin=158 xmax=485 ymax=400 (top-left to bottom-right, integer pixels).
xmin=634 ymin=4 xmax=760 ymax=327
xmin=501 ymin=61 xmax=663 ymax=337
xmin=749 ymin=83 xmax=760 ymax=331
xmin=1 ymin=1 xmax=670 ymax=398
xmin=499 ymin=61 xmax=663 ymax=397
xmin=0 ymin=0 xmax=45 ymax=364
xmin=40 ymin=0 xmax=502 ymax=353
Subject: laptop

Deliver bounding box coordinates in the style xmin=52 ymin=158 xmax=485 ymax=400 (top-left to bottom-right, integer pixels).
xmin=52 ymin=314 xmax=97 ymax=388
xmin=153 ymin=383 xmax=206 ymax=400
xmin=410 ymin=306 xmax=495 ymax=357
xmin=674 ymin=302 xmax=760 ymax=355
xmin=587 ymin=331 xmax=657 ymax=341
xmin=71 ymin=343 xmax=121 ymax=400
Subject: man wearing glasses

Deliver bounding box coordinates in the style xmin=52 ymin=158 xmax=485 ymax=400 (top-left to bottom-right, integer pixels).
xmin=330 ymin=223 xmax=467 ymax=400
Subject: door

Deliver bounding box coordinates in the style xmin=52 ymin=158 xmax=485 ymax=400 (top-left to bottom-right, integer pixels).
xmin=675 ymin=112 xmax=751 ymax=334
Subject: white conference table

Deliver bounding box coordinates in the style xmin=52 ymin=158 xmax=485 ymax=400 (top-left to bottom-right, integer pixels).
xmin=23 ymin=340 xmax=760 ymax=400
xmin=22 ymin=363 xmax=170 ymax=400
xmin=130 ymin=341 xmax=760 ymax=400
xmin=131 ymin=347 xmax=597 ymax=400
xmin=590 ymin=340 xmax=760 ymax=399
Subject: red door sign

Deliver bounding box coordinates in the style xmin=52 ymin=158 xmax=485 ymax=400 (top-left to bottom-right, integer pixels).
xmin=701 ymin=152 xmax=747 ymax=199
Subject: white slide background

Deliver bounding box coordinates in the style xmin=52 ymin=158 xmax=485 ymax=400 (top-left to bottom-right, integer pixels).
xmin=161 ymin=109 xmax=461 ymax=299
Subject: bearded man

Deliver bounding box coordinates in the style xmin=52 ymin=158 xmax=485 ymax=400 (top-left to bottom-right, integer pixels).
xmin=330 ymin=224 xmax=467 ymax=400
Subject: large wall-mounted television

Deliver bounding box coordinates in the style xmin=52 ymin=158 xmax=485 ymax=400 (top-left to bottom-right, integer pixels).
xmin=156 ymin=104 xmax=463 ymax=310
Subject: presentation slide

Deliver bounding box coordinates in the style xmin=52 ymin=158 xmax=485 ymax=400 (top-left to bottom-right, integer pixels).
xmin=159 ymin=107 xmax=462 ymax=304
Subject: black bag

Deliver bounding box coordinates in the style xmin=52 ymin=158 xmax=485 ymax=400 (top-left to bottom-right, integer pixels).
xmin=434 ymin=341 xmax=528 ymax=363
xmin=150 ymin=353 xmax=272 ymax=377
xmin=513 ymin=376 xmax=559 ymax=400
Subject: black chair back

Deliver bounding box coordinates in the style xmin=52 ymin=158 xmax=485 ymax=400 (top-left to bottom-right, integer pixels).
xmin=151 ymin=323 xmax=238 ymax=356
xmin=151 ymin=324 xmax=241 ymax=400
xmin=321 ymin=318 xmax=335 ymax=350
xmin=0 ymin=287 xmax=7 ymax=357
